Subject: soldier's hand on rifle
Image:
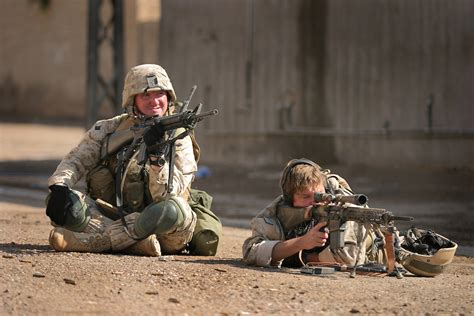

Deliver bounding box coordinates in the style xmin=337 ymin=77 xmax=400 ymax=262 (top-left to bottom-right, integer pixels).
xmin=143 ymin=122 xmax=166 ymax=149
xmin=300 ymin=222 xmax=329 ymax=249
xmin=46 ymin=184 xmax=74 ymax=226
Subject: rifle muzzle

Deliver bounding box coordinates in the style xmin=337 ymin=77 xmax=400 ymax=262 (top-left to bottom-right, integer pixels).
xmin=391 ymin=215 xmax=414 ymax=222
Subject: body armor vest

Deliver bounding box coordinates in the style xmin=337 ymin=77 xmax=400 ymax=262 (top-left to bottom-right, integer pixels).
xmin=86 ymin=116 xmax=149 ymax=213
xmin=86 ymin=115 xmax=201 ymax=214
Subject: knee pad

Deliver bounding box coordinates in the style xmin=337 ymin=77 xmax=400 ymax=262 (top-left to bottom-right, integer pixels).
xmin=134 ymin=197 xmax=186 ymax=238
xmin=49 ymin=190 xmax=90 ymax=232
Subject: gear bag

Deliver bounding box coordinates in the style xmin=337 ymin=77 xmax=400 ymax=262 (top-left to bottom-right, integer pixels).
xmin=188 ymin=188 xmax=222 ymax=256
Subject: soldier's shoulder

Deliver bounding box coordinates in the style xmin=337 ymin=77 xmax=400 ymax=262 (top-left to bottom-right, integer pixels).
xmin=93 ymin=114 xmax=129 ymax=132
xmin=327 ymin=173 xmax=353 ymax=193
xmin=96 ymin=113 xmax=129 ymax=125
xmin=87 ymin=114 xmax=129 ymax=140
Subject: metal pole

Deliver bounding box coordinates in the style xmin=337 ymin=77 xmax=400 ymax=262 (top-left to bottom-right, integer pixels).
xmin=113 ymin=0 xmax=124 ymax=115
xmin=86 ymin=0 xmax=100 ymax=129
xmin=86 ymin=0 xmax=124 ymax=129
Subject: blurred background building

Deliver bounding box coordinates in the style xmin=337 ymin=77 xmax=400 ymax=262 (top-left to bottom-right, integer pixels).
xmin=1 ymin=0 xmax=473 ymax=168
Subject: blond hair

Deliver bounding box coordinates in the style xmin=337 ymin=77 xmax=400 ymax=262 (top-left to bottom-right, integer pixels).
xmin=282 ymin=163 xmax=326 ymax=198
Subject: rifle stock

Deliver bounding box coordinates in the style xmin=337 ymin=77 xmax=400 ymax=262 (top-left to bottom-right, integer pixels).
xmin=102 ymin=129 xmax=134 ymax=158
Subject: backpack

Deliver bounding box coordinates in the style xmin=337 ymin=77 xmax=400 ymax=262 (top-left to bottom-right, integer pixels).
xmin=188 ymin=188 xmax=222 ymax=256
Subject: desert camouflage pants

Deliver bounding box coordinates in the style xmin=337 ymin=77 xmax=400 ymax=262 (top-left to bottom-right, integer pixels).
xmin=55 ymin=190 xmax=196 ymax=254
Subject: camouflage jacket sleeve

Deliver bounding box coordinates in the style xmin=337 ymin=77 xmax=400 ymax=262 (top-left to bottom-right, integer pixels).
xmin=242 ymin=196 xmax=286 ymax=267
xmin=147 ymin=134 xmax=197 ymax=200
xmin=48 ymin=115 xmax=126 ymax=188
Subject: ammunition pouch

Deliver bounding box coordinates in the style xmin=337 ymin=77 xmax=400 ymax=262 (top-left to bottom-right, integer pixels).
xmin=188 ymin=188 xmax=222 ymax=256
xmin=86 ymin=155 xmax=146 ymax=213
xmin=86 ymin=165 xmax=116 ymax=205
xmin=122 ymin=159 xmax=146 ymax=212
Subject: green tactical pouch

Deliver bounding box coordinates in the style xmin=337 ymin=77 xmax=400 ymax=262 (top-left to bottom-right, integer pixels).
xmin=123 ymin=160 xmax=145 ymax=212
xmin=86 ymin=165 xmax=116 ymax=205
xmin=188 ymin=188 xmax=222 ymax=256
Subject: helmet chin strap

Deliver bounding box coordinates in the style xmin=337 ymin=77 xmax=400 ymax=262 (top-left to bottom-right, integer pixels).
xmin=130 ymin=105 xmax=147 ymax=120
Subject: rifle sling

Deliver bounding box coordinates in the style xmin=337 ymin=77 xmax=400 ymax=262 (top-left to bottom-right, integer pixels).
xmin=384 ymin=232 xmax=396 ymax=273
xmin=114 ymin=145 xmax=144 ymax=241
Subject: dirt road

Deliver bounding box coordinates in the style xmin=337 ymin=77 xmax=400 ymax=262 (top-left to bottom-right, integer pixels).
xmin=1 ymin=122 xmax=473 ymax=314
xmin=1 ymin=199 xmax=473 ymax=315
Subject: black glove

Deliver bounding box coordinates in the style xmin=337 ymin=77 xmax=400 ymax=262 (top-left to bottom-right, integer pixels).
xmin=46 ymin=184 xmax=73 ymax=225
xmin=143 ymin=122 xmax=165 ymax=148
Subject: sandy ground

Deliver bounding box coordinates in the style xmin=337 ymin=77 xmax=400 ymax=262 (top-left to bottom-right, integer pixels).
xmin=1 ymin=122 xmax=473 ymax=315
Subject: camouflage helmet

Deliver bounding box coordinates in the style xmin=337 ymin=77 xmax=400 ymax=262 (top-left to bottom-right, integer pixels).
xmin=398 ymin=228 xmax=457 ymax=277
xmin=122 ymin=64 xmax=177 ymax=110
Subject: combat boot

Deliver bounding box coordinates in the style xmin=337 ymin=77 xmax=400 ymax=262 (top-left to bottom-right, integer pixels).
xmin=49 ymin=227 xmax=112 ymax=252
xmin=50 ymin=213 xmax=162 ymax=256
xmin=49 ymin=213 xmax=141 ymax=253
xmin=122 ymin=234 xmax=161 ymax=257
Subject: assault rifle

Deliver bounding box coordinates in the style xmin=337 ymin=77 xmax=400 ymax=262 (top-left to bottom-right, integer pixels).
xmin=311 ymin=193 xmax=413 ymax=250
xmin=134 ymin=103 xmax=218 ymax=154
xmin=101 ymin=86 xmax=217 ymax=158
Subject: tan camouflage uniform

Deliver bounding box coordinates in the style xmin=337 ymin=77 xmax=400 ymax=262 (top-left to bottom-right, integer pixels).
xmin=48 ymin=114 xmax=197 ymax=201
xmin=47 ymin=64 xmax=197 ymax=255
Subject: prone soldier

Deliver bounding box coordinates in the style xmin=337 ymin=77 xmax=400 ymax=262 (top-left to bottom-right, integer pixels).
xmin=242 ymin=158 xmax=457 ymax=276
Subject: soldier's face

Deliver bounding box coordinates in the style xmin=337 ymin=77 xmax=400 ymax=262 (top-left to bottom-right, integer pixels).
xmin=135 ymin=90 xmax=169 ymax=117
xmin=292 ymin=183 xmax=325 ymax=207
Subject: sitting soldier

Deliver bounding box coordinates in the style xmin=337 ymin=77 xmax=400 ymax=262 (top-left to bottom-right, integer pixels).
xmin=46 ymin=64 xmax=221 ymax=257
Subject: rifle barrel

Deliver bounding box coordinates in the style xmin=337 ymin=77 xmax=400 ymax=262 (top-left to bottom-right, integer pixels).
xmin=391 ymin=215 xmax=414 ymax=222
xmin=196 ymin=109 xmax=219 ymax=119
xmin=336 ymin=194 xmax=368 ymax=205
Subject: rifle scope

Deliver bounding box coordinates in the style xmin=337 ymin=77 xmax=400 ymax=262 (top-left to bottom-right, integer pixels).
xmin=314 ymin=193 xmax=368 ymax=205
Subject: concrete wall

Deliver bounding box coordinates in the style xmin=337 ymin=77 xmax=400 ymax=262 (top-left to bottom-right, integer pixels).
xmin=324 ymin=0 xmax=474 ymax=167
xmin=0 ymin=0 xmax=87 ymax=120
xmin=159 ymin=0 xmax=473 ymax=168
xmin=0 ymin=0 xmax=472 ymax=168
xmin=0 ymin=0 xmax=161 ymax=122
xmin=159 ymin=0 xmax=337 ymax=166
